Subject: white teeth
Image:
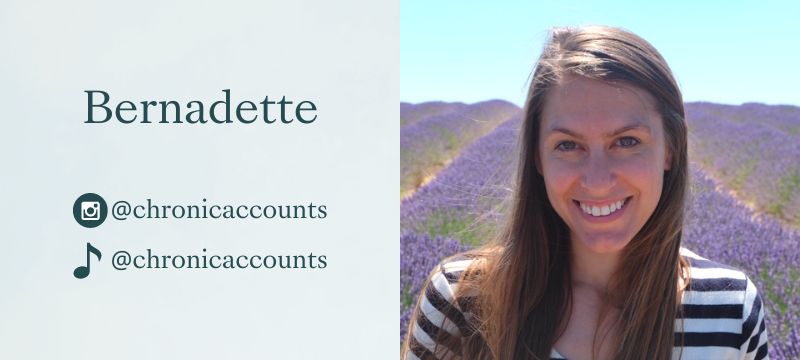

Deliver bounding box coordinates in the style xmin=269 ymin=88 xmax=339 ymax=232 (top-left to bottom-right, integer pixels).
xmin=579 ymin=198 xmax=628 ymax=217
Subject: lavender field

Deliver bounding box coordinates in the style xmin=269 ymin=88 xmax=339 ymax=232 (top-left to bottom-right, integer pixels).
xmin=400 ymin=101 xmax=800 ymax=358
xmin=400 ymin=100 xmax=519 ymax=198
xmin=686 ymin=103 xmax=800 ymax=227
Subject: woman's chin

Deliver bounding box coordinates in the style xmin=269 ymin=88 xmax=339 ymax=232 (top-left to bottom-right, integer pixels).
xmin=573 ymin=231 xmax=632 ymax=254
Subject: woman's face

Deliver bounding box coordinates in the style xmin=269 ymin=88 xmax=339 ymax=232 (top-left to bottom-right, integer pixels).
xmin=538 ymin=75 xmax=671 ymax=255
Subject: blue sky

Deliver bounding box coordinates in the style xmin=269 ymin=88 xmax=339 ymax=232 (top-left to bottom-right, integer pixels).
xmin=401 ymin=1 xmax=800 ymax=106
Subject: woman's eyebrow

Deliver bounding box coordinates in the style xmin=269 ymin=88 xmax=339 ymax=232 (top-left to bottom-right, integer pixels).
xmin=547 ymin=123 xmax=651 ymax=139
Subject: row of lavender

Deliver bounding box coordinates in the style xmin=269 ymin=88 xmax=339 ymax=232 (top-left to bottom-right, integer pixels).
xmin=687 ymin=102 xmax=800 ymax=136
xmin=400 ymin=100 xmax=519 ymax=196
xmin=400 ymin=101 xmax=466 ymax=128
xmin=686 ymin=103 xmax=800 ymax=226
xmin=400 ymin=101 xmax=800 ymax=358
xmin=684 ymin=167 xmax=799 ymax=358
xmin=401 ymin=115 xmax=521 ymax=245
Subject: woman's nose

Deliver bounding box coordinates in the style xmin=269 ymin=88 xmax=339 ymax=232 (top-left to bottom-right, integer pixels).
xmin=580 ymin=152 xmax=617 ymax=194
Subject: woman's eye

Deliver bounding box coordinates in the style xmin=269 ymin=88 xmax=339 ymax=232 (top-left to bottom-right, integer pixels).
xmin=555 ymin=141 xmax=578 ymax=151
xmin=555 ymin=138 xmax=638 ymax=151
xmin=616 ymin=136 xmax=640 ymax=148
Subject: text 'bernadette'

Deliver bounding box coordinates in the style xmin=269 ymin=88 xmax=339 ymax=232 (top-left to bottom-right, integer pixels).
xmin=85 ymin=89 xmax=318 ymax=125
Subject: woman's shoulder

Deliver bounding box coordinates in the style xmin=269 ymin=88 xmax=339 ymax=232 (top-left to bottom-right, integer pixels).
xmin=678 ymin=247 xmax=768 ymax=358
xmin=436 ymin=246 xmax=502 ymax=288
xmin=680 ymin=246 xmax=761 ymax=305
xmin=680 ymin=247 xmax=755 ymax=291
xmin=421 ymin=249 xmax=498 ymax=318
xmin=405 ymin=252 xmax=489 ymax=358
xmin=431 ymin=251 xmax=488 ymax=298
xmin=437 ymin=252 xmax=485 ymax=280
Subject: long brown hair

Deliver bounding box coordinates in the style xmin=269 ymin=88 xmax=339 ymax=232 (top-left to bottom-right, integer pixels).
xmin=402 ymin=25 xmax=691 ymax=359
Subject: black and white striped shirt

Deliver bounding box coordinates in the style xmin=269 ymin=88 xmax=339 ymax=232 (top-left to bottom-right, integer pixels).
xmin=405 ymin=247 xmax=768 ymax=360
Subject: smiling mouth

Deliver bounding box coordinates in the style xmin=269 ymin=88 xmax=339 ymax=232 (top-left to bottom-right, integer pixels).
xmin=572 ymin=196 xmax=633 ymax=217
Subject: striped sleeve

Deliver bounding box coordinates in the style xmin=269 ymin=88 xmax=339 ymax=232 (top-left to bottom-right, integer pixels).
xmin=739 ymin=277 xmax=768 ymax=360
xmin=676 ymin=248 xmax=771 ymax=359
xmin=404 ymin=259 xmax=473 ymax=360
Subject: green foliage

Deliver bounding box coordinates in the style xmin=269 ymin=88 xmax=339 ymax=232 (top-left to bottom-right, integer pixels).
xmin=763 ymin=171 xmax=800 ymax=219
xmin=439 ymin=126 xmax=459 ymax=152
xmin=729 ymin=156 xmax=757 ymax=192
xmin=421 ymin=211 xmax=490 ymax=247
xmin=760 ymin=265 xmax=800 ymax=339
xmin=401 ymin=283 xmax=414 ymax=309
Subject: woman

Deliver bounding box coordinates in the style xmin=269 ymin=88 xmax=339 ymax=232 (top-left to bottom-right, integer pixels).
xmin=402 ymin=25 xmax=768 ymax=360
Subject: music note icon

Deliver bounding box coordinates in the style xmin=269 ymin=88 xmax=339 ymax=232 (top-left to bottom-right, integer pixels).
xmin=73 ymin=242 xmax=102 ymax=279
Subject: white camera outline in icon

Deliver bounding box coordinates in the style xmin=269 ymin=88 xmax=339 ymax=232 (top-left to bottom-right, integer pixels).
xmin=81 ymin=201 xmax=101 ymax=221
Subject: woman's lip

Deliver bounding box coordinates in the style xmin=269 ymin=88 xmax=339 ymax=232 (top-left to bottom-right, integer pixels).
xmin=572 ymin=196 xmax=632 ymax=223
xmin=572 ymin=196 xmax=631 ymax=207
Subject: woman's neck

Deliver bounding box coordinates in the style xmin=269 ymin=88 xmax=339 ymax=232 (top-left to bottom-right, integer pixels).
xmin=569 ymin=240 xmax=621 ymax=295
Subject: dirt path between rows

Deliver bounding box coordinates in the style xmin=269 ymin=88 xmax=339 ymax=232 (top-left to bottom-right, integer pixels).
xmin=692 ymin=162 xmax=799 ymax=233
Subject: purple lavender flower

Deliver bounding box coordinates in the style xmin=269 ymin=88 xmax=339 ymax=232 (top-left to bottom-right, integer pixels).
xmin=400 ymin=100 xmax=520 ymax=196
xmin=686 ymin=102 xmax=800 ymax=226
xmin=400 ymin=232 xmax=468 ymax=342
xmin=401 ymin=115 xmax=521 ymax=245
xmin=401 ymin=101 xmax=468 ymax=128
